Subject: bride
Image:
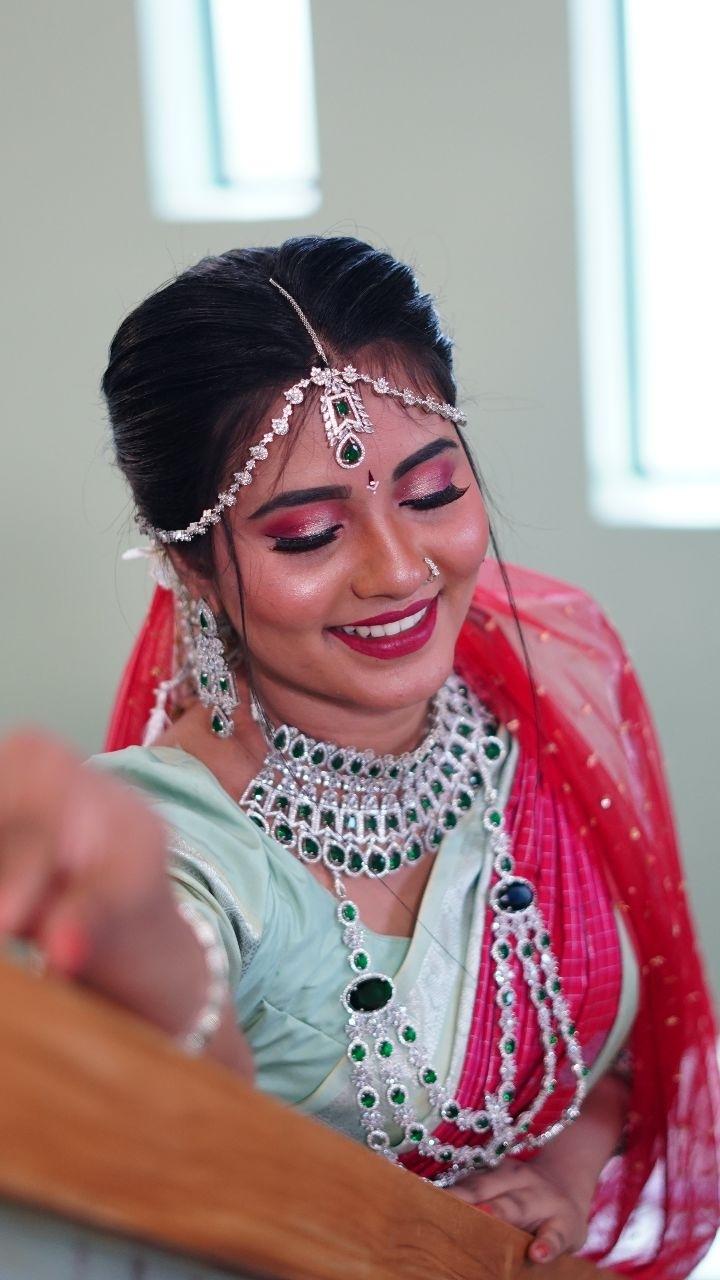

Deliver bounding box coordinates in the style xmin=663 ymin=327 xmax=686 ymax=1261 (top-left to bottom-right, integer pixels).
xmin=0 ymin=236 xmax=717 ymax=1274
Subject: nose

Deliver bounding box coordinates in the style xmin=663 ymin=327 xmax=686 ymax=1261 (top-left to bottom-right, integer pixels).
xmin=349 ymin=513 xmax=431 ymax=601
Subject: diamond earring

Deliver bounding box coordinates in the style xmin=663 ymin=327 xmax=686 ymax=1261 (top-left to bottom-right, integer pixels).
xmin=187 ymin=597 xmax=238 ymax=737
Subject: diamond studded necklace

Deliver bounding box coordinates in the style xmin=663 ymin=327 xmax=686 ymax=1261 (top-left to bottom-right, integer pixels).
xmin=239 ymin=673 xmax=587 ymax=1185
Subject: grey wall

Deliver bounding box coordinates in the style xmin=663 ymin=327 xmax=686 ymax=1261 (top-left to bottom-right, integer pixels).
xmin=1 ymin=1 xmax=717 ymax=986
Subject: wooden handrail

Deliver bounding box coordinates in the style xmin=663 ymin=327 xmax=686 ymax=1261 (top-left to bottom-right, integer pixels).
xmin=0 ymin=952 xmax=604 ymax=1279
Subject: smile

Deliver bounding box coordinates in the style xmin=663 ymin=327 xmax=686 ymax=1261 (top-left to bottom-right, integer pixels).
xmin=328 ymin=596 xmax=439 ymax=660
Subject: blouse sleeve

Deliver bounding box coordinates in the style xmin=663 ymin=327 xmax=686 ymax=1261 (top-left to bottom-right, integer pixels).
xmin=86 ymin=745 xmax=270 ymax=996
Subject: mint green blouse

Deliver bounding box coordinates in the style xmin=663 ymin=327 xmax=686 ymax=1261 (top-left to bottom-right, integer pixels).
xmin=89 ymin=736 xmax=638 ymax=1149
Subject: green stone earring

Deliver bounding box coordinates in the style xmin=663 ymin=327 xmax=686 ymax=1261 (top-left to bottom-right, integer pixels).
xmin=191 ymin=598 xmax=238 ymax=738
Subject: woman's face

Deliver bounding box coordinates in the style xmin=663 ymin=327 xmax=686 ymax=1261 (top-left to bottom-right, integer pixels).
xmin=208 ymin=378 xmax=489 ymax=733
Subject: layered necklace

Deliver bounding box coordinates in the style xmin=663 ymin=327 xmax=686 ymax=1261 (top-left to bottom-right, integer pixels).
xmin=239 ymin=674 xmax=586 ymax=1186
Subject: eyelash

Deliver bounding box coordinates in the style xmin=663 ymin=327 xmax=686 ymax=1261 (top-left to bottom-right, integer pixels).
xmin=270 ymin=483 xmax=470 ymax=554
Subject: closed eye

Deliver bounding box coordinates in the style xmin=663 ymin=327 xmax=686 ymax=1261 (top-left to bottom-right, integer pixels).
xmin=271 ymin=524 xmax=342 ymax=554
xmin=401 ymin=483 xmax=470 ymax=511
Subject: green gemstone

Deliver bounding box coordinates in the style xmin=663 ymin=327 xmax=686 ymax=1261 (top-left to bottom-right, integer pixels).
xmin=420 ymin=796 xmax=432 ymax=812
xmin=321 ymin=810 xmax=335 ymax=828
xmin=252 ymin=786 xmax=265 ymax=801
xmin=350 ymin=1042 xmax=366 ymax=1061
xmin=522 ymin=943 xmax=533 ymax=957
xmin=497 ymin=943 xmax=510 ymax=959
xmin=500 ymin=855 xmax=512 ymax=872
xmin=368 ymin=853 xmax=387 ymax=875
xmin=297 ymin=803 xmax=312 ymax=821
xmin=360 ymin=1090 xmax=376 ymax=1109
xmin=457 ymin=722 xmax=472 ymax=738
xmin=369 ymin=763 xmax=381 ymax=778
xmin=219 ymin=677 xmax=229 ymax=694
xmin=390 ymin=1087 xmax=405 ymax=1105
xmin=444 ymin=810 xmax=457 ymax=829
xmin=349 ymin=852 xmax=363 ymax=872
xmin=328 ymin=845 xmax=346 ymax=866
xmin=388 ymin=765 xmax=399 ymax=780
xmin=431 ymin=828 xmax=443 ymax=846
xmin=450 ymin=744 xmax=465 ymax=759
xmin=336 ymin=398 xmax=350 ymax=416
xmin=537 ymin=987 xmax=548 ymax=1002
xmin=249 ymin=814 xmax=266 ymax=829
xmin=199 ymin=671 xmax=209 ymax=688
xmin=407 ymin=841 xmax=422 ymax=861
xmin=441 ymin=763 xmax=455 ymax=778
xmin=431 ymin=780 xmax=444 ymax=796
xmin=469 ymin=771 xmax=482 ymax=787
xmin=365 ymin=815 xmax=378 ymax=833
xmin=552 ymin=979 xmax=561 ymax=993
xmin=341 ymin=439 xmax=362 ymax=466
xmin=274 ymin=822 xmax=292 ymax=843
xmin=438 ymin=1147 xmax=453 ymax=1162
xmin=347 ymin=976 xmax=394 ymax=1013
xmin=405 ymin=807 xmax=418 ymax=823
xmin=476 ymin=1115 xmax=490 ymax=1130
xmin=501 ymin=990 xmax=514 ymax=1006
xmin=331 ymin=753 xmax=344 ymax=770
xmin=291 ymin=740 xmax=305 ymax=759
xmin=386 ymin=814 xmax=399 ymax=831
xmin=388 ymin=851 xmax=401 ymax=870
xmin=353 ymin=950 xmax=369 ymax=970
xmin=401 ymin=1026 xmax=417 ymax=1042
xmin=275 ymin=795 xmax=289 ymax=810
xmin=549 ymin=1033 xmax=558 ymax=1046
xmin=472 ymin=1154 xmax=486 ymax=1169
xmin=341 ymin=903 xmax=357 ymax=922
xmin=485 ymin=741 xmax=501 ymax=760
xmin=489 ymin=811 xmax=502 ymax=828
xmin=199 ymin=610 xmax=209 ymax=630
xmin=503 ymin=1038 xmax=516 ymax=1054
xmin=495 ymin=1142 xmax=508 ymax=1156
xmin=540 ymin=932 xmax=551 ymax=948
xmin=350 ymin=758 xmax=363 ymax=774
xmin=458 ymin=791 xmax=472 ymax=810
xmin=273 ymin=729 xmax=287 ymax=750
xmin=443 ymin=1102 xmax=460 ymax=1120
xmin=211 ymin=713 xmax=225 ymax=735
xmin=311 ymin=747 xmax=325 ymax=765
xmin=422 ymin=1068 xmax=437 ymax=1085
xmin=302 ymin=836 xmax=319 ymax=857
xmin=409 ymin=1126 xmax=424 ymax=1143
xmin=568 ymin=1023 xmax=576 ymax=1036
xmin=378 ymin=1040 xmax=393 ymax=1058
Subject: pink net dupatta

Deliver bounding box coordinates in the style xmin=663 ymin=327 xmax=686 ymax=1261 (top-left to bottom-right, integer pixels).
xmin=104 ymin=564 xmax=720 ymax=1275
xmin=450 ymin=560 xmax=720 ymax=1277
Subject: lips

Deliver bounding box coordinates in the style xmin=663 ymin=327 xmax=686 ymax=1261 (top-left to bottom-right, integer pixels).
xmin=328 ymin=595 xmax=439 ymax=660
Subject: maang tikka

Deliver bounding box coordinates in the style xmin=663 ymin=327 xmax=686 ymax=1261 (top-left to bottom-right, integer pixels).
xmin=139 ymin=279 xmax=466 ymax=547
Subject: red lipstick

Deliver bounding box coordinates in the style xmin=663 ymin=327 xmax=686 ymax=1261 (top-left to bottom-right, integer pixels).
xmin=328 ymin=595 xmax=439 ymax=660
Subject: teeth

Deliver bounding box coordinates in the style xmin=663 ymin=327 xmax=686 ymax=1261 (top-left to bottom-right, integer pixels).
xmin=340 ymin=606 xmax=427 ymax=638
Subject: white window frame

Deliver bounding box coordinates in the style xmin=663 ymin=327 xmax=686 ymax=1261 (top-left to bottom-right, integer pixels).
xmin=135 ymin=0 xmax=321 ymax=222
xmin=567 ymin=0 xmax=720 ymax=528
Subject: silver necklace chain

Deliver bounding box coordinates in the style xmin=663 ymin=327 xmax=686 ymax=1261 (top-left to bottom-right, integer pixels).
xmin=239 ymin=674 xmax=587 ymax=1184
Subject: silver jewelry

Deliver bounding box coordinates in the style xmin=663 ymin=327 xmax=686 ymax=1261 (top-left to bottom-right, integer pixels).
xmin=178 ymin=593 xmax=238 ymax=738
xmin=239 ymin=674 xmax=586 ymax=1184
xmin=424 ymin=556 xmax=440 ymax=582
xmin=139 ymin=283 xmax=466 ymax=545
xmin=175 ymin=900 xmax=229 ymax=1055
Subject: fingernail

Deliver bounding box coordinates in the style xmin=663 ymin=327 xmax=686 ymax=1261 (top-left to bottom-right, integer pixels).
xmin=477 ymin=1203 xmax=497 ymax=1216
xmin=531 ymin=1242 xmax=551 ymax=1262
xmin=48 ymin=922 xmax=89 ymax=974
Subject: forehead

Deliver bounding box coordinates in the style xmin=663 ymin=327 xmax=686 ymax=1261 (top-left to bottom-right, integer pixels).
xmin=233 ymin=387 xmax=460 ymax=514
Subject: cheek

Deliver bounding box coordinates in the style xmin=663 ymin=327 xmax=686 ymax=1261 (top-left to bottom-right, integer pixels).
xmin=444 ymin=495 xmax=490 ymax=577
xmin=235 ymin=550 xmax=340 ymax=635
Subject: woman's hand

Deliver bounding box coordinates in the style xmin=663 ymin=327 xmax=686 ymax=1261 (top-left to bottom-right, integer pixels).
xmin=0 ymin=729 xmax=171 ymax=974
xmin=446 ymin=1154 xmax=592 ymax=1264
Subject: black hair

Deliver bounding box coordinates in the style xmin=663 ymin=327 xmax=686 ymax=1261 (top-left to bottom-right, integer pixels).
xmin=102 ymin=234 xmax=539 ymax=747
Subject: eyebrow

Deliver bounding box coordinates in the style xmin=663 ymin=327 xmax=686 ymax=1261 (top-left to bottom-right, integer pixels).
xmin=248 ymin=437 xmax=459 ymax=519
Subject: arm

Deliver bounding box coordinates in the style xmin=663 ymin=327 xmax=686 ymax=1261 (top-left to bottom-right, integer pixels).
xmin=447 ymin=1070 xmax=630 ymax=1263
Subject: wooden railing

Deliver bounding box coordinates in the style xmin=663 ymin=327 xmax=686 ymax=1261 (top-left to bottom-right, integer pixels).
xmin=0 ymin=952 xmax=605 ymax=1279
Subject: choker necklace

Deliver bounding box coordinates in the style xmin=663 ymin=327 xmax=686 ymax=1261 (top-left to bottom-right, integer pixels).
xmin=239 ymin=674 xmax=586 ymax=1185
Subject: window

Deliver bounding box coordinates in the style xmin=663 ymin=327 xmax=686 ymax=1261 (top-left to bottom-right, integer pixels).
xmin=568 ymin=0 xmax=720 ymax=526
xmin=135 ymin=0 xmax=321 ymax=221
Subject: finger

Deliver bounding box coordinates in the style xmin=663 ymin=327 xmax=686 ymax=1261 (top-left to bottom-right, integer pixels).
xmin=529 ymin=1216 xmax=580 ymax=1265
xmin=446 ymin=1158 xmax=527 ymax=1204
xmin=473 ymin=1191 xmax=537 ymax=1230
xmin=0 ymin=827 xmax=54 ymax=935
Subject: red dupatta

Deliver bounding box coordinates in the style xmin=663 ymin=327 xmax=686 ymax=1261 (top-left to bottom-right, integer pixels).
xmin=104 ymin=561 xmax=720 ymax=1277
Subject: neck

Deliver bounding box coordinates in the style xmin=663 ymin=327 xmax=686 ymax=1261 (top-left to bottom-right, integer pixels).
xmin=248 ymin=676 xmax=435 ymax=758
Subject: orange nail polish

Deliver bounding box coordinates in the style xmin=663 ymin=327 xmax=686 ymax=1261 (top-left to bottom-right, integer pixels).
xmin=50 ymin=923 xmax=89 ymax=973
xmin=532 ymin=1241 xmax=551 ymax=1262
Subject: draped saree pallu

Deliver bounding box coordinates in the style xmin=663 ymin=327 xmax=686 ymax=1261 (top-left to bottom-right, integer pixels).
xmin=105 ymin=560 xmax=720 ymax=1278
